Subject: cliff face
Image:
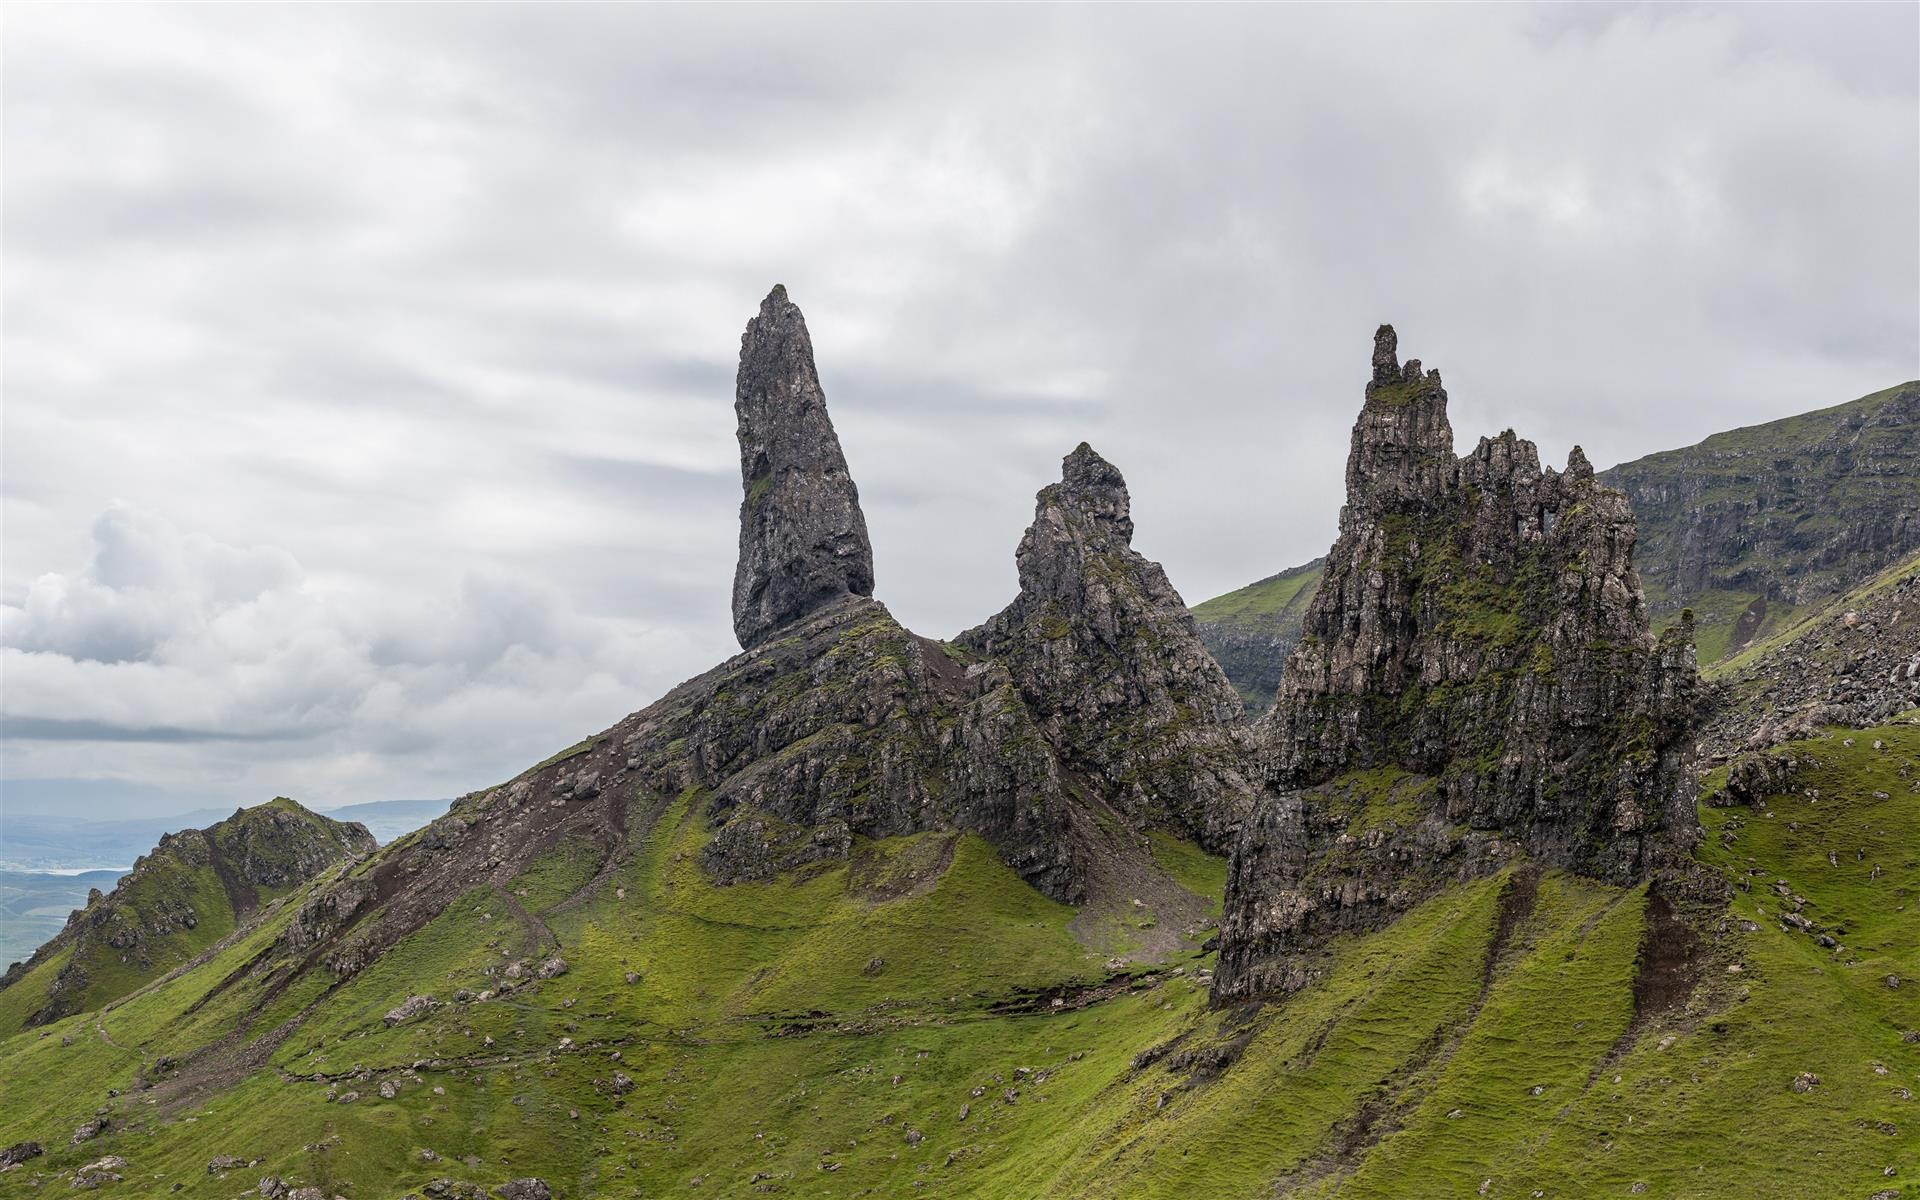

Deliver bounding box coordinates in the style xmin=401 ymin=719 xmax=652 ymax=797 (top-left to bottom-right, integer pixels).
xmin=0 ymin=799 xmax=373 ymax=1029
xmin=959 ymin=443 xmax=1258 ymax=851
xmin=1215 ymin=327 xmax=1699 ymax=1001
xmin=1599 ymin=382 xmax=1920 ymax=618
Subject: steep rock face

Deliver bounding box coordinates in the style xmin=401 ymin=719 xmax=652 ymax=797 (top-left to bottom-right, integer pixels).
xmin=0 ymin=799 xmax=373 ymax=1029
xmin=1215 ymin=327 xmax=1699 ymax=1001
xmin=732 ymin=285 xmax=876 ymax=649
xmin=959 ymin=444 xmax=1258 ymax=850
xmin=1600 ymin=382 xmax=1919 ymax=618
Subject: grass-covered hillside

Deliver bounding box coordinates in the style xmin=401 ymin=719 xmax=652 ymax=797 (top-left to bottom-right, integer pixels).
xmin=0 ymin=799 xmax=374 ymax=1037
xmin=1190 ymin=558 xmax=1325 ymax=710
xmin=2 ymin=721 xmax=1913 ymax=1198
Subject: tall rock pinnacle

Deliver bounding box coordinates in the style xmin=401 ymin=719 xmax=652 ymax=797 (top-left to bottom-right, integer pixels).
xmin=1346 ymin=323 xmax=1456 ymax=508
xmin=731 ymin=285 xmax=875 ymax=650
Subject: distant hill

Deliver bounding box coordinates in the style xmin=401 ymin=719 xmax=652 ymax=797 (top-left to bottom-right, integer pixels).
xmin=1602 ymin=381 xmax=1918 ymax=661
xmin=0 ymin=798 xmax=373 ymax=1032
xmin=1189 ymin=558 xmax=1323 ymax=711
xmin=1196 ymin=382 xmax=1920 ymax=708
xmin=317 ymin=798 xmax=449 ymax=845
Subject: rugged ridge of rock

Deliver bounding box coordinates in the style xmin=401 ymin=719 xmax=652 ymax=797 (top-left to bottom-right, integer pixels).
xmin=240 ymin=290 xmax=1257 ymax=1001
xmin=959 ymin=443 xmax=1258 ymax=850
xmin=732 ymin=285 xmax=876 ymax=650
xmin=1214 ymin=326 xmax=1700 ymax=1001
xmin=0 ymin=799 xmax=374 ymax=1028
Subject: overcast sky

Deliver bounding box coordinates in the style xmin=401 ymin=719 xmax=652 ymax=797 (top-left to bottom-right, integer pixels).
xmin=3 ymin=3 xmax=1915 ymax=820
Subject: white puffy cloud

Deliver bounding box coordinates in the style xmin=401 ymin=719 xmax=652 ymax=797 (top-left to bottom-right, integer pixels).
xmin=1 ymin=505 xmax=674 ymax=811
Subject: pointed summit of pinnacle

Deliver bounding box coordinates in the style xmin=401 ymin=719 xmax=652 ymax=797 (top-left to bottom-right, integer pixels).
xmin=1054 ymin=442 xmax=1132 ymax=541
xmin=731 ymin=287 xmax=875 ymax=650
xmin=1565 ymin=444 xmax=1594 ymax=480
xmin=1062 ymin=441 xmax=1126 ymax=492
xmin=1372 ymin=324 xmax=1399 ymax=385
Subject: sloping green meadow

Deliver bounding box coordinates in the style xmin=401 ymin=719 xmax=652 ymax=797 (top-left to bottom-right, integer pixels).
xmin=3 ymin=724 xmax=1916 ymax=1197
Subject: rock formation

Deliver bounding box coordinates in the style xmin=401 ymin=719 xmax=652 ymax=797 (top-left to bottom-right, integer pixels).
xmin=233 ymin=289 xmax=1248 ymax=1000
xmin=960 ymin=443 xmax=1257 ymax=850
xmin=1196 ymin=377 xmax=1919 ymax=700
xmin=1214 ymin=326 xmax=1700 ymax=1001
xmin=732 ymin=284 xmax=876 ymax=649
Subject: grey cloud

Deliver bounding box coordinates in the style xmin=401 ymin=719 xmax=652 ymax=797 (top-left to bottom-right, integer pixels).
xmin=0 ymin=718 xmax=312 ymax=744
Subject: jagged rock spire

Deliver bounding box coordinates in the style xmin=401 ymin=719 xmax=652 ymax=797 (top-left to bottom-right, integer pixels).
xmin=1347 ymin=323 xmax=1456 ymax=509
xmin=731 ymin=285 xmax=875 ymax=650
xmin=961 ymin=443 xmax=1256 ymax=850
xmin=1216 ymin=324 xmax=1701 ymax=1001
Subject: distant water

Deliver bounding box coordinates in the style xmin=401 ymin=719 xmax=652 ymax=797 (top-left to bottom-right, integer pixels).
xmin=0 ymin=868 xmax=126 ymax=969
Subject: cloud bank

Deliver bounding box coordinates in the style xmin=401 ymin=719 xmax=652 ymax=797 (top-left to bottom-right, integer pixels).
xmin=3 ymin=3 xmax=1914 ymax=814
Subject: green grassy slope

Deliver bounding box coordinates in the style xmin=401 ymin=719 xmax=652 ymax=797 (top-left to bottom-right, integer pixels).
xmin=1190 ymin=559 xmax=1326 ymax=709
xmin=2 ymin=722 xmax=1914 ymax=1198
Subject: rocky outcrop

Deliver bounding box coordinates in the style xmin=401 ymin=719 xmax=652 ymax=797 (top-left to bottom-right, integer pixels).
xmin=1214 ymin=326 xmax=1700 ymax=1001
xmin=0 ymin=799 xmax=373 ymax=1028
xmin=959 ymin=443 xmax=1257 ymax=850
xmin=1706 ymin=555 xmax=1920 ymax=757
xmin=732 ymin=285 xmax=875 ymax=649
xmin=1198 ymin=378 xmax=1919 ymax=698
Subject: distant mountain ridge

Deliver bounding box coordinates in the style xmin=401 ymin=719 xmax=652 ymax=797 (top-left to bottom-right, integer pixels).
xmin=1196 ymin=381 xmax=1920 ymax=708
